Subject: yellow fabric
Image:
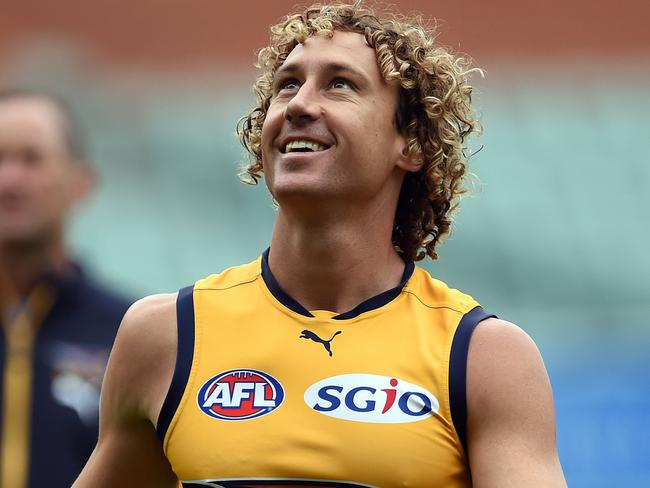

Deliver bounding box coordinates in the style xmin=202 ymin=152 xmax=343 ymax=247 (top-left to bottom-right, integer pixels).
xmin=1 ymin=284 xmax=56 ymax=488
xmin=164 ymin=258 xmax=480 ymax=487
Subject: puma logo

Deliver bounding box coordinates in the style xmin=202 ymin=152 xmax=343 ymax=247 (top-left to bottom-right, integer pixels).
xmin=300 ymin=330 xmax=342 ymax=357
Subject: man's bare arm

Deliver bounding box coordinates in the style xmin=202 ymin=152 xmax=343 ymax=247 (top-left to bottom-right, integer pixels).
xmin=73 ymin=294 xmax=179 ymax=488
xmin=467 ymin=318 xmax=567 ymax=488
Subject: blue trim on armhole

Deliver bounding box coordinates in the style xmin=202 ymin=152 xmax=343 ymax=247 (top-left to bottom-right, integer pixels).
xmin=156 ymin=285 xmax=196 ymax=443
xmin=449 ymin=306 xmax=496 ymax=456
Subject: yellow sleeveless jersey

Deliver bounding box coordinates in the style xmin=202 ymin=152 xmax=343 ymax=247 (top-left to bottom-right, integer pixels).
xmin=156 ymin=250 xmax=494 ymax=487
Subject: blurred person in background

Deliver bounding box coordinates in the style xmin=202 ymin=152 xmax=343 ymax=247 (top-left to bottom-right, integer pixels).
xmin=0 ymin=89 xmax=130 ymax=488
xmin=75 ymin=2 xmax=566 ymax=487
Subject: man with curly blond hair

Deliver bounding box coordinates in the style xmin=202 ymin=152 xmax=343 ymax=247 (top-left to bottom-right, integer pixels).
xmin=75 ymin=3 xmax=566 ymax=487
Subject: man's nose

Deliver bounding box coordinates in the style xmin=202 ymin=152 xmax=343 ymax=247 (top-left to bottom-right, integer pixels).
xmin=284 ymin=83 xmax=322 ymax=124
xmin=0 ymin=158 xmax=29 ymax=187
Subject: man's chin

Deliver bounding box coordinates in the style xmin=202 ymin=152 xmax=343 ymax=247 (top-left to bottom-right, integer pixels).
xmin=271 ymin=182 xmax=333 ymax=202
xmin=0 ymin=225 xmax=52 ymax=250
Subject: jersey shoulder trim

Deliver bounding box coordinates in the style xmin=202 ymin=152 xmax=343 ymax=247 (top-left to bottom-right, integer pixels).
xmin=449 ymin=306 xmax=496 ymax=456
xmin=195 ymin=258 xmax=262 ymax=292
xmin=405 ymin=266 xmax=479 ymax=315
xmin=156 ymin=285 xmax=195 ymax=443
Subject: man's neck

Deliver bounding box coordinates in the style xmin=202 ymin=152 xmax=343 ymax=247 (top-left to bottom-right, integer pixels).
xmin=268 ymin=205 xmax=406 ymax=314
xmin=0 ymin=237 xmax=69 ymax=307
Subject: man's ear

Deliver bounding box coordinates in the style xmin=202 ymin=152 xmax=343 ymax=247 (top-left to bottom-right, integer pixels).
xmin=396 ymin=143 xmax=424 ymax=173
xmin=70 ymin=163 xmax=96 ymax=205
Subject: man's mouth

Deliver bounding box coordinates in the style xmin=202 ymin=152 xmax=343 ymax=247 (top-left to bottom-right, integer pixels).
xmin=282 ymin=140 xmax=330 ymax=154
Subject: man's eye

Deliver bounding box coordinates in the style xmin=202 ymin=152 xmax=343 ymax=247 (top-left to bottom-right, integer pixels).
xmin=22 ymin=148 xmax=43 ymax=166
xmin=279 ymin=79 xmax=300 ymax=90
xmin=331 ymin=79 xmax=353 ymax=89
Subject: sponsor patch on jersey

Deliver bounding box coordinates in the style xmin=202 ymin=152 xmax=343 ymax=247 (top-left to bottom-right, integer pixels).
xmin=197 ymin=369 xmax=284 ymax=420
xmin=304 ymin=374 xmax=439 ymax=423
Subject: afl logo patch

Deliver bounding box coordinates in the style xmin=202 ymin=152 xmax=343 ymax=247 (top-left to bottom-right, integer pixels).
xmin=197 ymin=369 xmax=284 ymax=420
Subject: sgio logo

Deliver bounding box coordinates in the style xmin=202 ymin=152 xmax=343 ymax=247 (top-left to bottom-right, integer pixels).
xmin=197 ymin=369 xmax=284 ymax=420
xmin=304 ymin=374 xmax=439 ymax=423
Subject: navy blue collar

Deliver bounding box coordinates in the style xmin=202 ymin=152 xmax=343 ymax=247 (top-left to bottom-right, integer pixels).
xmin=261 ymin=248 xmax=414 ymax=320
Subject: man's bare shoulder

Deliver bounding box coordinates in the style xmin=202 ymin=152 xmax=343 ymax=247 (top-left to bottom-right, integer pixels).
xmin=123 ymin=293 xmax=178 ymax=326
xmin=73 ymin=293 xmax=180 ymax=488
xmin=470 ymin=317 xmax=541 ymax=362
xmin=467 ymin=317 xmax=550 ymax=418
xmin=466 ymin=317 xmax=566 ymax=487
xmin=106 ymin=293 xmax=178 ymax=425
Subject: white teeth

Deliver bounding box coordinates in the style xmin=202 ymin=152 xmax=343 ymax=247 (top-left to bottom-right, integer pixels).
xmin=284 ymin=140 xmax=327 ymax=153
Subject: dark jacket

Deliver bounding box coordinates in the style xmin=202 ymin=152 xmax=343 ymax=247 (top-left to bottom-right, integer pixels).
xmin=0 ymin=266 xmax=130 ymax=488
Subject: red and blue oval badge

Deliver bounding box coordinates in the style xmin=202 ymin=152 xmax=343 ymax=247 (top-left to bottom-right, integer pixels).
xmin=197 ymin=369 xmax=285 ymax=420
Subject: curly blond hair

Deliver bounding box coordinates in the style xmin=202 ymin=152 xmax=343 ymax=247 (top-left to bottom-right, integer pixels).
xmin=238 ymin=1 xmax=481 ymax=261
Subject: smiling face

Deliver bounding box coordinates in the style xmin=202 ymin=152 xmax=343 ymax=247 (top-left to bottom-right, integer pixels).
xmin=260 ymin=31 xmax=416 ymax=207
